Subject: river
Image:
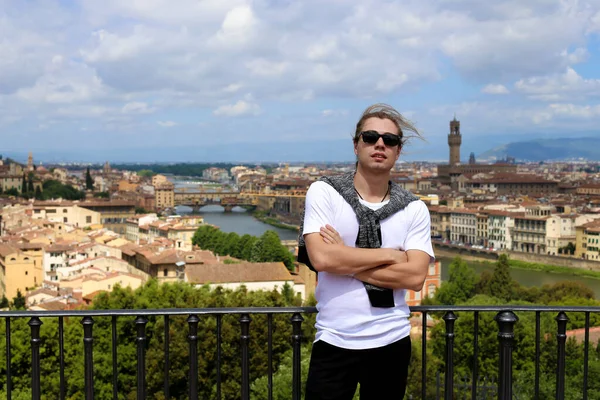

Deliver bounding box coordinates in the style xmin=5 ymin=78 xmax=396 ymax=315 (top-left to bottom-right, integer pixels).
xmin=176 ymin=205 xmax=600 ymax=298
xmin=176 ymin=205 xmax=299 ymax=240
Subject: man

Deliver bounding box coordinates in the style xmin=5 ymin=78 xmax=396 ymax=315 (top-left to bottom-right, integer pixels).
xmin=299 ymin=104 xmax=434 ymax=399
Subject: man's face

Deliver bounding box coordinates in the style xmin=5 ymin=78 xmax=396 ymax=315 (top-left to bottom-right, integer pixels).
xmin=354 ymin=117 xmax=401 ymax=173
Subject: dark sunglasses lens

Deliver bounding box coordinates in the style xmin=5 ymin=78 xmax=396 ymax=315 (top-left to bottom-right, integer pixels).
xmin=361 ymin=131 xmax=379 ymax=144
xmin=382 ymin=134 xmax=400 ymax=146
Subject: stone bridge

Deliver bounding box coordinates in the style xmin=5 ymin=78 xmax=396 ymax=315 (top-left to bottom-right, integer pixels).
xmin=174 ymin=191 xmax=257 ymax=212
xmin=433 ymin=241 xmax=500 ymax=260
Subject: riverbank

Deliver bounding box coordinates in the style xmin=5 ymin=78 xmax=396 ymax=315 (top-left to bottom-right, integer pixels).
xmin=434 ymin=246 xmax=600 ymax=280
xmin=252 ymin=211 xmax=300 ymax=232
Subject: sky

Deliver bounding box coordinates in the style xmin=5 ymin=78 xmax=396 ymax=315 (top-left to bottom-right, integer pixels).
xmin=2 ymin=0 xmax=600 ymax=163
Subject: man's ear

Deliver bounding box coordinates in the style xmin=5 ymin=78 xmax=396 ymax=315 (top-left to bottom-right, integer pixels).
xmin=395 ymin=145 xmax=402 ymax=160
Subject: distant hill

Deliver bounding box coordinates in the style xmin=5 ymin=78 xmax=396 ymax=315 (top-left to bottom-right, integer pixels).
xmin=478 ymin=137 xmax=600 ymax=162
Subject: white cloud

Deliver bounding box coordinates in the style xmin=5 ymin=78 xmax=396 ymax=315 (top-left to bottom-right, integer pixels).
xmin=515 ymin=67 xmax=600 ymax=101
xmin=482 ymin=84 xmax=509 ymax=94
xmin=322 ymin=109 xmax=348 ymax=117
xmin=15 ymin=58 xmax=107 ymax=104
xmin=157 ymin=120 xmax=177 ymax=127
xmin=122 ymin=101 xmax=156 ymax=114
xmin=213 ymin=100 xmax=260 ymax=117
xmin=548 ymin=103 xmax=600 ymax=118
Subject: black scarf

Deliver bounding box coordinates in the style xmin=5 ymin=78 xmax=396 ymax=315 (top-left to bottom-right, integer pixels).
xmin=297 ymin=171 xmax=418 ymax=307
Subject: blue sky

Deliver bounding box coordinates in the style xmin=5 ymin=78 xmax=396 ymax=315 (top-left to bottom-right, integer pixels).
xmin=2 ymin=0 xmax=600 ymax=163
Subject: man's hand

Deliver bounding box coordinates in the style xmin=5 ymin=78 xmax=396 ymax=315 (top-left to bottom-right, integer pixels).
xmin=304 ymin=226 xmax=407 ymax=275
xmin=319 ymin=224 xmax=343 ymax=245
xmin=319 ymin=224 xmax=408 ymax=265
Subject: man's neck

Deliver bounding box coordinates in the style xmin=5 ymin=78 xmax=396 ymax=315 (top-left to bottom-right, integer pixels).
xmin=354 ymin=167 xmax=390 ymax=202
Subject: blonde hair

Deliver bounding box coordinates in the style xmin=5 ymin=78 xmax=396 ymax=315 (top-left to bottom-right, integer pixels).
xmin=353 ymin=103 xmax=422 ymax=146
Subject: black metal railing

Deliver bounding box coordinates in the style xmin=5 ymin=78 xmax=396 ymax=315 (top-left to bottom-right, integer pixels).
xmin=0 ymin=305 xmax=597 ymax=399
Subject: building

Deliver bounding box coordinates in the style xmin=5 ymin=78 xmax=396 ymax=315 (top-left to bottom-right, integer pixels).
xmin=32 ymin=202 xmax=101 ymax=228
xmin=577 ymin=184 xmax=600 ymax=196
xmin=155 ymin=182 xmax=175 ymax=210
xmin=133 ymin=248 xmax=217 ymax=282
xmin=125 ymin=214 xmax=159 ymax=243
xmin=511 ymin=205 xmax=554 ymax=254
xmin=78 ymin=200 xmax=137 ymax=235
xmin=576 ymin=220 xmax=600 ymax=260
xmin=405 ymin=260 xmax=442 ymax=307
xmin=436 ymin=117 xmax=517 ymax=188
xmin=476 ymin=212 xmax=489 ymax=247
xmin=0 ymin=162 xmax=25 ymax=193
xmin=0 ymin=243 xmax=44 ymax=299
xmin=450 ymin=209 xmax=477 ymax=244
xmin=465 ymin=175 xmax=559 ymax=196
xmin=428 ymin=206 xmax=451 ymax=240
xmin=487 ymin=211 xmax=514 ymax=251
xmin=185 ymin=261 xmax=306 ymax=299
xmin=152 ymin=174 xmax=169 ymax=186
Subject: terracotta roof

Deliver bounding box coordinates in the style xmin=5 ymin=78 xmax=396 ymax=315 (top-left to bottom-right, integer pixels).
xmin=46 ymin=243 xmax=75 ymax=252
xmin=26 ymin=288 xmax=59 ymax=299
xmin=83 ymin=290 xmax=107 ymax=301
xmin=32 ymin=300 xmax=67 ymax=311
xmin=118 ymin=243 xmax=139 ymax=256
xmin=450 ymin=208 xmax=477 ymax=215
xmin=186 ymin=262 xmax=293 ymax=285
xmin=0 ymin=243 xmax=18 ymax=257
xmin=566 ymin=326 xmax=600 ymax=345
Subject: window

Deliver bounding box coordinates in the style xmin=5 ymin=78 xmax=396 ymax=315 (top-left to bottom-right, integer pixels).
xmin=164 ymin=269 xmax=168 ymax=277
xmin=25 ymin=271 xmax=28 ymax=275
xmin=63 ymin=209 xmax=68 ymax=213
xmin=63 ymin=217 xmax=68 ymax=223
xmin=428 ymin=264 xmax=436 ymax=276
xmin=86 ymin=216 xmax=92 ymax=223
xmin=428 ymin=284 xmax=437 ymax=297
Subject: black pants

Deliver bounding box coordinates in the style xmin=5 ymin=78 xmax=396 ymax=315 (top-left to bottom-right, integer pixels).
xmin=305 ymin=336 xmax=411 ymax=400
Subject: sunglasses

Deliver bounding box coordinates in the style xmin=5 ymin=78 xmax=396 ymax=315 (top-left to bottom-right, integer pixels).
xmin=359 ymin=130 xmax=402 ymax=147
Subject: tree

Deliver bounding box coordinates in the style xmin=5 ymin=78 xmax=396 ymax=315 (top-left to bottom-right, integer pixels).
xmin=27 ymin=172 xmax=35 ymax=193
xmin=482 ymin=254 xmax=514 ymax=302
xmin=21 ymin=174 xmax=27 ymax=194
xmin=430 ymin=257 xmax=477 ymax=305
xmin=85 ymin=167 xmax=94 ymax=190
xmin=11 ymin=289 xmax=26 ymax=310
xmin=5 ymin=187 xmax=19 ymax=196
xmin=0 ymin=295 xmax=9 ymax=308
xmin=137 ymin=169 xmax=155 ymax=178
xmin=93 ymin=191 xmax=109 ymax=198
xmin=41 ymin=180 xmax=85 ymax=200
xmin=34 ymin=186 xmax=42 ymax=200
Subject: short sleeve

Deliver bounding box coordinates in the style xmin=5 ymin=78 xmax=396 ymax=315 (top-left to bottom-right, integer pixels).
xmin=403 ymin=201 xmax=435 ymax=261
xmin=303 ymin=181 xmax=335 ymax=237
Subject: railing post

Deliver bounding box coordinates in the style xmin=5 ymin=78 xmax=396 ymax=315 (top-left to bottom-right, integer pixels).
xmin=28 ymin=317 xmax=43 ymax=400
xmin=495 ymin=311 xmax=518 ymax=400
xmin=135 ymin=316 xmax=148 ymax=400
xmin=443 ymin=311 xmax=457 ymax=400
xmin=81 ymin=316 xmax=95 ymax=400
xmin=240 ymin=313 xmax=252 ymax=400
xmin=291 ymin=313 xmax=304 ymax=400
xmin=6 ymin=317 xmax=12 ymax=400
xmin=555 ymin=312 xmax=569 ymax=400
xmin=187 ymin=315 xmax=200 ymax=400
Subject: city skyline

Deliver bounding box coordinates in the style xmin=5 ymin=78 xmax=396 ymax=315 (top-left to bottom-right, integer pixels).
xmin=2 ymin=1 xmax=600 ymax=162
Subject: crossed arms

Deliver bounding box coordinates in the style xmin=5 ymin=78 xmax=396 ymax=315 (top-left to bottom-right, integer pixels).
xmin=304 ymin=225 xmax=430 ymax=292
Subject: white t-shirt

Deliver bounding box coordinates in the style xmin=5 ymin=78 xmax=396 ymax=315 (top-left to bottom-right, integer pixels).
xmin=303 ymin=181 xmax=434 ymax=350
